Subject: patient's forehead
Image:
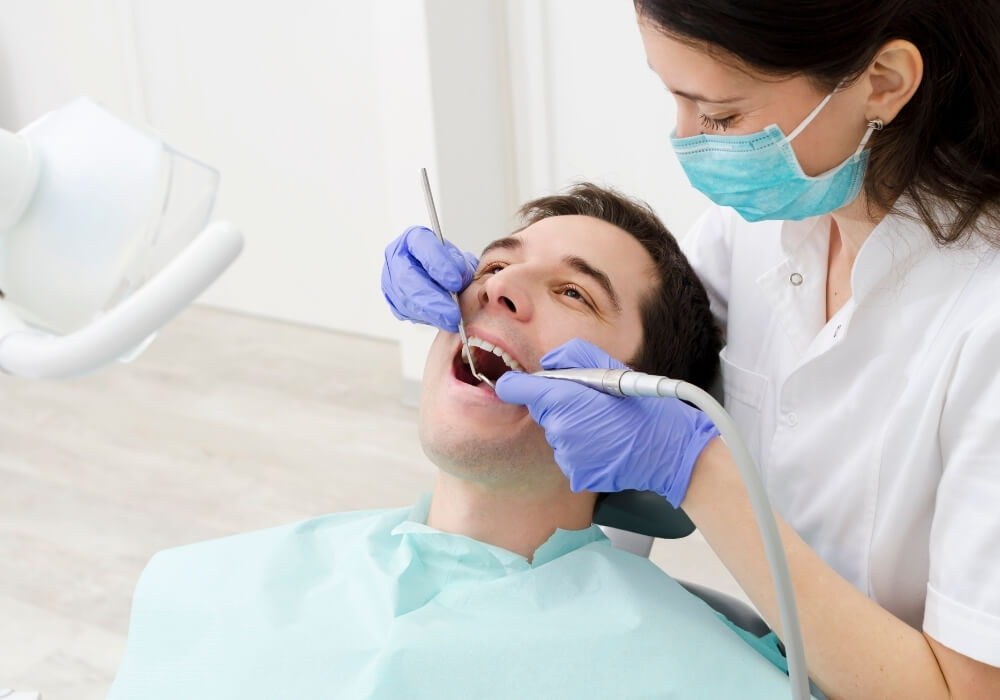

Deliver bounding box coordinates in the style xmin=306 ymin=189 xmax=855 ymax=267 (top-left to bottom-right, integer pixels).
xmin=490 ymin=215 xmax=649 ymax=256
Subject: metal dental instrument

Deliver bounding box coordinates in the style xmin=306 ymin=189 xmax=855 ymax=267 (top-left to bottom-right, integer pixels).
xmin=420 ymin=168 xmax=494 ymax=389
xmin=531 ymin=367 xmax=810 ymax=700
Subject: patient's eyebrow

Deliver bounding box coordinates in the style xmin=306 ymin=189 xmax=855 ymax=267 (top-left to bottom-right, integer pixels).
xmin=564 ymin=255 xmax=621 ymax=313
xmin=480 ymin=236 xmax=522 ymax=257
xmin=479 ymin=237 xmax=621 ymax=313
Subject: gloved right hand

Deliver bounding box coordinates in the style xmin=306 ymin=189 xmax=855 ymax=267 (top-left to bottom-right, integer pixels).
xmin=381 ymin=225 xmax=479 ymax=332
xmin=495 ymin=338 xmax=719 ymax=508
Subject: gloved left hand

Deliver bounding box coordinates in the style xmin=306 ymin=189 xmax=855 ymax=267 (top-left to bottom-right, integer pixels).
xmin=494 ymin=338 xmax=719 ymax=507
xmin=380 ymin=225 xmax=479 ymax=333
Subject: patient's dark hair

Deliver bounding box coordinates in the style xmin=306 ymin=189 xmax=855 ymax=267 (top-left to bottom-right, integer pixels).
xmin=517 ymin=183 xmax=722 ymax=391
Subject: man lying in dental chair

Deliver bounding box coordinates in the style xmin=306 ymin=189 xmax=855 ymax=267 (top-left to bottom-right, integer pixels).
xmin=109 ymin=184 xmax=799 ymax=699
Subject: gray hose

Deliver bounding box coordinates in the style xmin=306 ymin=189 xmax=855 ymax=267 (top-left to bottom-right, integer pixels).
xmin=532 ymin=368 xmax=810 ymax=700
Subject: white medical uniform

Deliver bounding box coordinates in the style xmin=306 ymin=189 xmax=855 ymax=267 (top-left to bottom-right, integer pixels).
xmin=682 ymin=203 xmax=1000 ymax=667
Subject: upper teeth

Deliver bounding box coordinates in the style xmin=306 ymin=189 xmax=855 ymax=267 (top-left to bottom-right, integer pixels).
xmin=463 ymin=336 xmax=523 ymax=372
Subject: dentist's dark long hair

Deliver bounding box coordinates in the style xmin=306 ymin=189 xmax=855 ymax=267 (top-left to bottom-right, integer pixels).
xmin=635 ymin=0 xmax=1000 ymax=247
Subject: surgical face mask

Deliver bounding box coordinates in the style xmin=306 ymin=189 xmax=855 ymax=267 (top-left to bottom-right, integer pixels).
xmin=670 ymin=87 xmax=881 ymax=222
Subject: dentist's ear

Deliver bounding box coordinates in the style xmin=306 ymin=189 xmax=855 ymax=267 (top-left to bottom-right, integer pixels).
xmin=861 ymin=39 xmax=923 ymax=126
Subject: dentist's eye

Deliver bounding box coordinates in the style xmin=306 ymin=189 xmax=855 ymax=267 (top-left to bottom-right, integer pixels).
xmin=698 ymin=113 xmax=735 ymax=132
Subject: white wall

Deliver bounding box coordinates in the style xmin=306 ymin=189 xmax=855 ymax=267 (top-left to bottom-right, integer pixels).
xmin=126 ymin=1 xmax=400 ymax=339
xmin=0 ymin=1 xmax=137 ymax=121
xmin=507 ymin=0 xmax=710 ymax=236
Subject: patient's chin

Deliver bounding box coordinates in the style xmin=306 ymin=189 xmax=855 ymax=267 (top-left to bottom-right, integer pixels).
xmin=418 ymin=422 xmax=555 ymax=485
xmin=416 ymin=351 xmax=556 ymax=485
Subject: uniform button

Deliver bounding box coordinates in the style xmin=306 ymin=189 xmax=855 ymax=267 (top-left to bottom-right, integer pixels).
xmin=786 ymin=412 xmax=799 ymax=427
xmin=789 ymin=272 xmax=804 ymax=286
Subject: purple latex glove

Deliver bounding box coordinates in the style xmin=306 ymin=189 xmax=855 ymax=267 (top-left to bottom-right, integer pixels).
xmin=495 ymin=338 xmax=719 ymax=507
xmin=381 ymin=225 xmax=479 ymax=332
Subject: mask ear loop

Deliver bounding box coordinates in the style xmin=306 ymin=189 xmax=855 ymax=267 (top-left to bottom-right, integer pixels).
xmin=853 ymin=118 xmax=884 ymax=159
xmin=786 ymin=79 xmax=847 ymax=143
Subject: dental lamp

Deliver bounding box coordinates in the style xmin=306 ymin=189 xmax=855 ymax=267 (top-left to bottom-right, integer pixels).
xmin=0 ymin=97 xmax=243 ymax=379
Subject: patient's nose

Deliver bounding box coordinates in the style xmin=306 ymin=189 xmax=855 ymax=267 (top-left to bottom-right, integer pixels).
xmin=477 ymin=271 xmax=532 ymax=320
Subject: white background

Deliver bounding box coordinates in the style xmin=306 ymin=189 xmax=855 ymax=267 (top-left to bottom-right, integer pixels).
xmin=0 ymin=0 xmax=711 ymax=383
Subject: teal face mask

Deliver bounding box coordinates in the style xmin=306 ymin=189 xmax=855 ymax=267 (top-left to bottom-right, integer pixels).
xmin=670 ymin=88 xmax=881 ymax=222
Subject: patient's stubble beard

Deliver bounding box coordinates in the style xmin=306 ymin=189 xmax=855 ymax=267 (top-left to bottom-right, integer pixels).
xmin=417 ymin=418 xmax=559 ymax=488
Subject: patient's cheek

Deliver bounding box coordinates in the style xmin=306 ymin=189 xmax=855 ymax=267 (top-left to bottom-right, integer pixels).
xmin=424 ymin=331 xmax=453 ymax=373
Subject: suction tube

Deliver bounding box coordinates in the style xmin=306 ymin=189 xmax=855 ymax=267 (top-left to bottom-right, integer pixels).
xmin=533 ymin=367 xmax=810 ymax=700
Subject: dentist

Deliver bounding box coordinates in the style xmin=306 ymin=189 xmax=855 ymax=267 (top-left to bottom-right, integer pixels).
xmin=381 ymin=2 xmax=1000 ymax=698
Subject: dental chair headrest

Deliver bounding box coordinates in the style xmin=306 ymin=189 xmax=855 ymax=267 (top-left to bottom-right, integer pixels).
xmin=593 ymin=490 xmax=695 ymax=539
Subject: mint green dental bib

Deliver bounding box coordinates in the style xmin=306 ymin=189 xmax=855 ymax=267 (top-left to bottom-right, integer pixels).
xmin=108 ymin=497 xmax=799 ymax=699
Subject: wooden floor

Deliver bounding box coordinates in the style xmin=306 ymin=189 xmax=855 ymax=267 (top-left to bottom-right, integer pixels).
xmin=0 ymin=306 xmax=746 ymax=699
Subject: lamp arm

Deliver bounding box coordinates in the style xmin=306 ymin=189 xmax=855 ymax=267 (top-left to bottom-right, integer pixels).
xmin=0 ymin=221 xmax=242 ymax=379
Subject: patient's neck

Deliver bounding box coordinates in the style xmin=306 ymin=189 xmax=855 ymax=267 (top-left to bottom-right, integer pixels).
xmin=426 ymin=471 xmax=596 ymax=562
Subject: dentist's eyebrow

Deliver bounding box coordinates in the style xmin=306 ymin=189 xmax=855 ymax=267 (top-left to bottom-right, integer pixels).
xmin=671 ymin=88 xmax=744 ymax=104
xmin=646 ymin=66 xmax=744 ymax=104
xmin=563 ymin=255 xmax=621 ymax=313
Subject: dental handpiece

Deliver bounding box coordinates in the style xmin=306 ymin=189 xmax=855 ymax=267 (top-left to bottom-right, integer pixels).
xmin=531 ymin=368 xmax=682 ymax=398
xmin=419 ymin=168 xmax=493 ymax=388
xmin=530 ymin=367 xmax=811 ymax=700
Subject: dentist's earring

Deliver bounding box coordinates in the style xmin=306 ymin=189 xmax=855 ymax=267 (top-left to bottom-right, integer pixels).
xmin=853 ymin=117 xmax=884 ymax=157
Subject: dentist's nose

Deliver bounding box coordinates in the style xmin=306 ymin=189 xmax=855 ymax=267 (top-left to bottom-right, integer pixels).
xmin=477 ymin=270 xmax=533 ymax=320
xmin=673 ymin=101 xmax=702 ymax=139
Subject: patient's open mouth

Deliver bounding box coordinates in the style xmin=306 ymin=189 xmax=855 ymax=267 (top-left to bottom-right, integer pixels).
xmin=453 ymin=336 xmax=523 ymax=388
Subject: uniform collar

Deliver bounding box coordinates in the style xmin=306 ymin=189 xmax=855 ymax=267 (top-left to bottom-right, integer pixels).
xmin=757 ymin=215 xmax=830 ymax=353
xmin=759 ymin=209 xmax=934 ymax=354
xmin=391 ymin=494 xmax=609 ymax=571
xmin=850 ymin=208 xmax=934 ymax=303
